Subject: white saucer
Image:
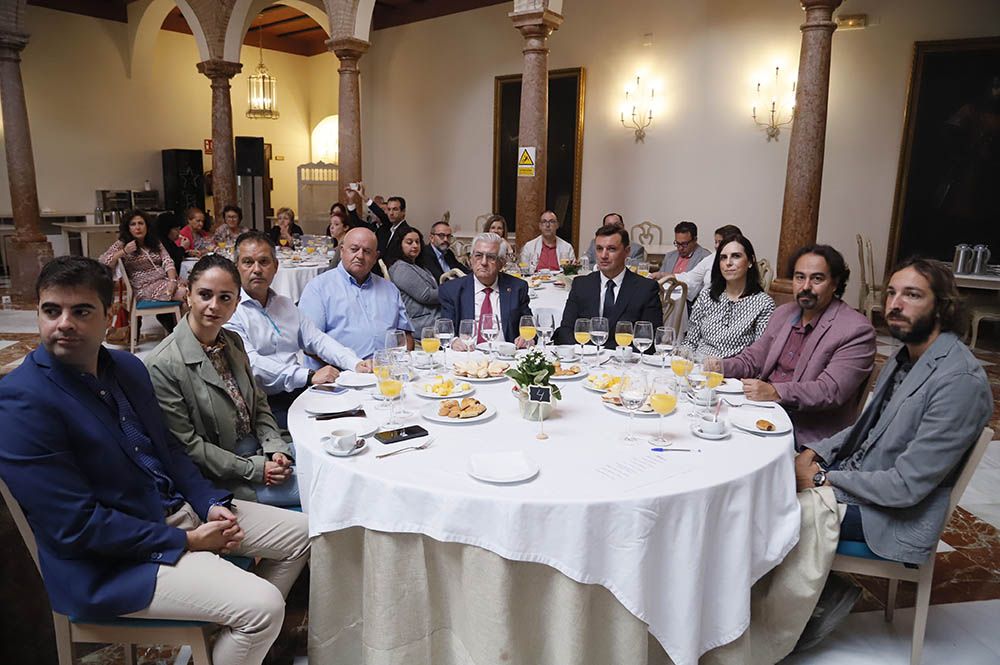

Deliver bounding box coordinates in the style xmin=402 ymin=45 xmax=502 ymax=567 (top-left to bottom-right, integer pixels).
xmin=336 ymin=371 xmax=377 ymax=388
xmin=322 ymin=437 xmax=368 ymax=457
xmin=715 ymin=378 xmax=744 ymax=394
xmin=467 ymin=451 xmax=539 ymax=484
xmin=690 ymin=422 xmax=730 ymax=440
xmin=320 ymin=417 xmax=378 ymax=438
xmin=303 ymin=393 xmax=362 ymax=415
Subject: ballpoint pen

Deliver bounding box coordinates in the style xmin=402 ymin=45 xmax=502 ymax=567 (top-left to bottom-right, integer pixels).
xmin=649 ymin=447 xmax=700 ymax=452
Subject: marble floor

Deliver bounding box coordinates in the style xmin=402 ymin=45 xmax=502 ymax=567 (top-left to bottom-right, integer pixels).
xmin=2 ymin=311 xmax=998 ymax=665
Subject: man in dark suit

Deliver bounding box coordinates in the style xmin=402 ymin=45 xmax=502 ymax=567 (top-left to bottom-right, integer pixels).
xmin=439 ymin=232 xmax=533 ymax=347
xmin=555 ymin=224 xmax=663 ymax=347
xmin=0 ymin=256 xmax=309 ymax=665
xmin=419 ymin=219 xmax=465 ymax=282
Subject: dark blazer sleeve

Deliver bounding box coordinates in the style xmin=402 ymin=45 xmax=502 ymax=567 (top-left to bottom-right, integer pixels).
xmin=0 ymin=382 xmax=188 ymax=564
xmin=368 ymin=200 xmax=390 ymax=227
xmin=555 ymin=277 xmax=588 ymax=344
xmin=639 ymin=278 xmax=664 ymax=330
xmin=418 ymin=246 xmax=444 ymax=281
xmin=438 ymin=278 xmax=461 ymax=330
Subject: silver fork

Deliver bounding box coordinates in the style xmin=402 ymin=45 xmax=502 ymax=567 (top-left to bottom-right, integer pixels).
xmin=724 ymin=399 xmax=776 ymax=409
xmin=375 ymin=439 xmax=433 ymax=459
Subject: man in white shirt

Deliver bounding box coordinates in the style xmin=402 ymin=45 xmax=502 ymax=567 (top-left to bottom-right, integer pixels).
xmin=520 ymin=210 xmax=576 ymax=271
xmin=657 ymin=224 xmax=741 ymax=301
xmin=225 ymin=231 xmax=371 ymax=427
xmin=440 ymin=233 xmax=533 ymax=348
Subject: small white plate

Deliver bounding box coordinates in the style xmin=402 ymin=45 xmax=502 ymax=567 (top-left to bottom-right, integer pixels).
xmin=421 ymin=401 xmax=497 ymax=424
xmin=690 ymin=422 xmax=730 ymax=440
xmin=303 ymin=393 xmax=362 ymax=415
xmin=475 ymin=342 xmax=517 ymax=358
xmin=550 ymin=368 xmax=586 ymax=381
xmin=467 ymin=451 xmax=539 ymax=484
xmin=529 ymin=292 xmax=539 ymax=299
xmin=715 ymin=378 xmax=744 ymax=394
xmin=584 ymin=372 xmax=620 ymax=393
xmin=579 ymin=345 xmax=601 ymax=356
xmin=731 ymin=412 xmax=791 ymax=435
xmin=336 ymin=371 xmax=377 ymax=388
xmin=601 ymin=400 xmax=661 ymax=417
xmin=641 ymin=354 xmax=675 ymax=368
xmin=322 ymin=437 xmax=368 ymax=457
xmin=321 ymin=416 xmax=378 ymax=438
xmin=415 ymin=383 xmax=475 ymax=399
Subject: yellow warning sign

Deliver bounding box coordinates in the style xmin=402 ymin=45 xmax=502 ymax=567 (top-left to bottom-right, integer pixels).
xmin=517 ymin=146 xmax=536 ymax=177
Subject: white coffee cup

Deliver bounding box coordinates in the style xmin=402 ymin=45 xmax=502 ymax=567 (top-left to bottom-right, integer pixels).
xmin=327 ymin=429 xmax=358 ymax=453
xmin=556 ymin=346 xmax=576 ymax=360
xmin=411 ymin=350 xmax=431 ymax=368
xmin=620 ymin=347 xmax=635 ymax=362
xmin=497 ymin=341 xmax=516 ymax=356
xmin=700 ymin=415 xmax=725 ymax=435
xmin=696 ymin=387 xmax=715 ymax=403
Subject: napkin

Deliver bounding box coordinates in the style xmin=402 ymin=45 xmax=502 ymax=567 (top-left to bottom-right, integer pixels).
xmin=467 ymin=451 xmax=537 ymax=483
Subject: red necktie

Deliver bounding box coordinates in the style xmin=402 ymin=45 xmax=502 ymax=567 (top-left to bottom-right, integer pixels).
xmin=477 ymin=287 xmax=494 ymax=343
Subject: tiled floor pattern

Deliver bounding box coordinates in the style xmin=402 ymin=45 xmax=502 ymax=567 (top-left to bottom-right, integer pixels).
xmin=2 ymin=310 xmax=998 ymax=664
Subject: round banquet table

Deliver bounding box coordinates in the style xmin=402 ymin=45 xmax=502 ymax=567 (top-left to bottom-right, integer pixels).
xmin=290 ymin=360 xmax=800 ymax=665
xmin=180 ymin=257 xmax=328 ymax=303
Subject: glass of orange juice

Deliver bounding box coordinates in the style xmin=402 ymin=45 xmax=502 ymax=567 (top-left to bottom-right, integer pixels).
xmin=648 ymin=375 xmax=678 ymax=446
xmin=519 ymin=315 xmax=537 ymax=346
xmin=421 ymin=326 xmax=441 ymax=369
xmin=376 ymin=354 xmax=405 ymax=427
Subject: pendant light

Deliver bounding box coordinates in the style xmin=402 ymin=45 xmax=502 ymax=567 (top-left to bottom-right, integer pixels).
xmin=247 ymin=20 xmax=279 ymax=119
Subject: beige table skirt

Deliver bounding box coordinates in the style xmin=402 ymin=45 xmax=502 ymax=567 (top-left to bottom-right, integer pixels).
xmin=308 ymin=488 xmax=839 ymax=665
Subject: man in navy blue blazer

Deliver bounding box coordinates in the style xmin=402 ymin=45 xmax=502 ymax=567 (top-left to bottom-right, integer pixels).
xmin=0 ymin=257 xmax=309 ymax=665
xmin=439 ymin=232 xmax=533 ymax=347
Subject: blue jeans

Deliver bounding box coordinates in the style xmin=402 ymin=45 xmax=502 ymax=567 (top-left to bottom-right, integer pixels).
xmin=234 ymin=436 xmax=300 ymax=507
xmin=840 ymin=504 xmax=864 ymax=541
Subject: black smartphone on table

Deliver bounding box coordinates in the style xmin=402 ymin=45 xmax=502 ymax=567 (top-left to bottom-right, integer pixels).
xmin=310 ymin=384 xmax=347 ymax=395
xmin=374 ymin=425 xmax=429 ymax=445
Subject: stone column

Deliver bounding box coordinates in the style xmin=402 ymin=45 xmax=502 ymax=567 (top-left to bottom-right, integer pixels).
xmin=0 ymin=30 xmax=51 ymax=302
xmin=771 ymin=0 xmax=842 ymax=299
xmin=329 ymin=38 xmax=369 ymax=200
xmin=510 ymin=8 xmax=562 ymax=250
xmin=196 ymin=59 xmax=242 ymax=216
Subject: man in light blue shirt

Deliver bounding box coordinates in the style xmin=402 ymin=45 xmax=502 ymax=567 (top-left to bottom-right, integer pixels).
xmin=225 ymin=231 xmax=372 ymax=426
xmin=298 ymin=227 xmax=414 ymax=364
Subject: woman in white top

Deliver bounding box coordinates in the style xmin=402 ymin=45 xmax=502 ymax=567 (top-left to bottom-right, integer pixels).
xmin=684 ymin=233 xmax=774 ymax=359
xmin=484 ymin=214 xmax=514 ymax=263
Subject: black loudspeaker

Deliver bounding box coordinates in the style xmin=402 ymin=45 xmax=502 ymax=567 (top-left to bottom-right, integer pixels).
xmin=235 ymin=136 xmax=266 ymax=176
xmin=162 ymin=149 xmax=205 ymax=217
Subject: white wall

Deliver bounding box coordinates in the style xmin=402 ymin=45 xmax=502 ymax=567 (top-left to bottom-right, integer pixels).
xmin=358 ymin=0 xmax=1000 ymax=305
xmin=0 ymin=6 xmax=335 ymax=220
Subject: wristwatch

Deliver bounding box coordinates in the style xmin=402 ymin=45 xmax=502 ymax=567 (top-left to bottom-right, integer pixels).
xmin=812 ymin=469 xmax=828 ymax=487
xmin=307 ymin=369 xmax=316 ymax=385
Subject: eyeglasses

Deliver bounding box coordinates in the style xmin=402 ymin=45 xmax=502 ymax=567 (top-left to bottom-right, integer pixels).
xmin=431 ymin=233 xmax=455 ymax=240
xmin=539 ymin=219 xmax=557 ymax=226
xmin=674 ymin=240 xmax=695 ymax=249
xmin=472 ymin=251 xmax=500 ymax=263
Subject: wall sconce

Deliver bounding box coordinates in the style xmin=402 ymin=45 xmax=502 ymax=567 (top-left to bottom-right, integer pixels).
xmin=621 ymin=74 xmax=656 ymax=143
xmin=752 ymin=66 xmax=795 ymax=141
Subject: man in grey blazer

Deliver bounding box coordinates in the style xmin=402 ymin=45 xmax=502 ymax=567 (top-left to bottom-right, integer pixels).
xmin=793 ymin=257 xmax=992 ymax=649
xmin=658 ymin=220 xmax=711 ymax=274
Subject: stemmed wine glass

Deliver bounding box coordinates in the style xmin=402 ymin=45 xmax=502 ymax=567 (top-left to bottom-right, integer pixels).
xmin=420 ymin=326 xmax=440 ymax=370
xmin=518 ymin=315 xmax=537 ymax=349
xmin=458 ymin=319 xmax=476 ymax=362
xmin=375 ymin=351 xmax=405 ymax=429
xmin=633 ymin=321 xmax=654 ymax=360
xmin=655 ymin=326 xmax=675 ymax=370
xmin=590 ymin=317 xmax=609 ymax=361
xmin=620 ymin=369 xmax=650 ymax=444
xmin=535 ymin=312 xmax=555 ymax=357
xmin=648 ymin=374 xmax=678 ymax=447
xmin=435 ymin=319 xmax=454 ymax=368
xmin=479 ymin=313 xmax=500 ymax=360
xmin=614 ymin=321 xmax=634 ymax=366
xmin=574 ymin=318 xmax=591 ymax=365
xmin=384 ymin=330 xmax=407 ymax=355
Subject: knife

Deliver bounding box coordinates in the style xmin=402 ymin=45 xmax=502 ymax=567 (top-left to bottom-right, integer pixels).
xmin=310 ymin=409 xmax=366 ymax=420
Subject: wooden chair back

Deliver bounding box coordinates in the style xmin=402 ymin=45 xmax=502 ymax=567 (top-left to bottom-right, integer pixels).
xmin=659 ymin=277 xmax=687 ymax=337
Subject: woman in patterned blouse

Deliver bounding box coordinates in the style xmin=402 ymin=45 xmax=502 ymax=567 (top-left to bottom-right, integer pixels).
xmin=145 ymin=254 xmax=297 ymax=506
xmin=213 ymin=204 xmax=250 ymax=247
xmin=100 ymin=209 xmax=188 ymax=304
xmin=684 ymin=233 xmax=775 ymax=359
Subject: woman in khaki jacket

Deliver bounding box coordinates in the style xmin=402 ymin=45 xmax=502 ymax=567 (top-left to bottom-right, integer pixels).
xmin=146 ymin=254 xmax=298 ymax=505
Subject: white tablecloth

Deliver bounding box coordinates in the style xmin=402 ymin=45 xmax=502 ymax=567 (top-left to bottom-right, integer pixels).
xmin=290 ymin=367 xmax=800 ymax=665
xmin=180 ymin=258 xmax=328 ymax=303
xmin=529 ymin=279 xmax=570 ymax=325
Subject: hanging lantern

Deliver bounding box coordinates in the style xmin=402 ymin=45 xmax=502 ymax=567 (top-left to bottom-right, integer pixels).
xmin=247 ymin=28 xmax=278 ymax=119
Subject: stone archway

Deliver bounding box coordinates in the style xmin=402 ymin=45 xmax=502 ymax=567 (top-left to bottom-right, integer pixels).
xmin=127 ymin=0 xmax=212 ymax=79
xmin=225 ymin=0 xmax=330 ymax=63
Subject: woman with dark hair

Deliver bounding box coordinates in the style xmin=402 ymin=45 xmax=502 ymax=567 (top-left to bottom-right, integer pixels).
xmin=155 ymin=211 xmax=186 ymax=273
xmin=145 ymin=254 xmax=297 ymax=506
xmin=683 ymin=233 xmax=774 ymax=358
xmin=99 ymin=209 xmax=188 ymax=303
xmin=213 ymin=204 xmax=248 ymax=246
xmin=386 ymin=227 xmax=440 ymax=338
xmin=177 ymin=206 xmax=213 ymax=256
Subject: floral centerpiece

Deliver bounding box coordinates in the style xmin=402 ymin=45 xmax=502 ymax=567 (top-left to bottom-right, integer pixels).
xmin=559 ymin=258 xmax=582 ymax=276
xmin=506 ymin=349 xmax=562 ymax=421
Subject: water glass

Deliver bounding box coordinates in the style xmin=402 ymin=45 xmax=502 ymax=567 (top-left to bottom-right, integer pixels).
xmin=620 ymin=369 xmax=650 ymax=444
xmin=435 ymin=318 xmax=454 ymax=367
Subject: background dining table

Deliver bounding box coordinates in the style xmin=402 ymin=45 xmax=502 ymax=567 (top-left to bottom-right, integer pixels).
xmin=180 ymin=255 xmax=330 ymax=303
xmin=289 ymin=357 xmax=800 ymax=665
